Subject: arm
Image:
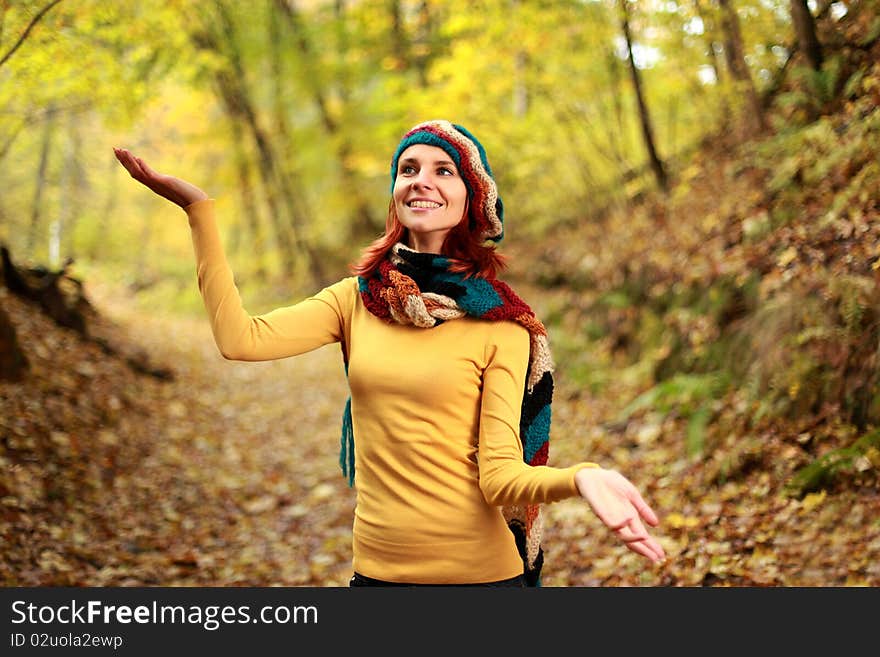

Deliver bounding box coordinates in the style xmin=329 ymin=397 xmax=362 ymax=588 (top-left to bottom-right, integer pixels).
xmin=113 ymin=148 xmax=208 ymax=208
xmin=477 ymin=321 xmax=595 ymax=504
xmin=186 ymin=200 xmax=351 ymax=360
xmin=113 ymin=148 xmax=351 ymax=360
xmin=574 ymin=467 xmax=666 ymax=564
xmin=478 ymin=321 xmax=666 ymax=565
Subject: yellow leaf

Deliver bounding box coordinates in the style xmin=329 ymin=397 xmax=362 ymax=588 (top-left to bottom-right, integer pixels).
xmin=801 ymin=490 xmax=827 ymax=512
xmin=664 ymin=512 xmax=700 ymax=529
xmin=777 ymin=246 xmax=798 ymax=268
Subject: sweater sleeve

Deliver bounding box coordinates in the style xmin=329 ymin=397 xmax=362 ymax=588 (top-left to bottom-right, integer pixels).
xmin=185 ymin=199 xmax=354 ymax=361
xmin=477 ymin=320 xmax=598 ymax=506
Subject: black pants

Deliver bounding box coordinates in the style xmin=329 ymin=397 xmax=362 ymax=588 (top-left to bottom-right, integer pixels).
xmin=349 ymin=572 xmax=524 ymax=587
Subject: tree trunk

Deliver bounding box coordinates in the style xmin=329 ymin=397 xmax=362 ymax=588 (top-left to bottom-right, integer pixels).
xmin=717 ymin=0 xmax=767 ymax=133
xmin=334 ymin=0 xmax=353 ymax=98
xmin=133 ymin=208 xmax=152 ymax=286
xmin=0 ymin=301 xmax=28 ymax=381
xmin=693 ymin=0 xmax=724 ymax=84
xmin=388 ymin=0 xmax=407 ymax=71
xmin=692 ymin=0 xmax=730 ymax=120
xmin=790 ymin=0 xmax=823 ymax=71
xmin=90 ymin=154 xmax=118 ymax=260
xmin=27 ymin=106 xmax=56 ymax=253
xmin=413 ymin=0 xmax=432 ymax=88
xmin=618 ymin=0 xmax=668 ymax=192
xmin=511 ymin=0 xmax=528 ymax=117
xmin=550 ymin=102 xmax=601 ymax=195
xmin=213 ymin=68 xmax=300 ymax=281
xmin=51 ymin=112 xmax=82 ymax=267
xmin=605 ymin=47 xmax=632 ymax=174
xmin=265 ymin=1 xmax=328 ymax=277
xmin=275 ymin=0 xmax=380 ymax=240
xmin=227 ymin=113 xmax=267 ymax=281
xmin=197 ymin=1 xmax=327 ymax=287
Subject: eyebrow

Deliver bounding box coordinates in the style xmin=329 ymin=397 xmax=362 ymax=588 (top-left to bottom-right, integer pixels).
xmin=399 ymin=157 xmax=457 ymax=167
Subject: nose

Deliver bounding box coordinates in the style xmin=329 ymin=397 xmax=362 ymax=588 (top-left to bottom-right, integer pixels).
xmin=411 ymin=169 xmax=434 ymax=189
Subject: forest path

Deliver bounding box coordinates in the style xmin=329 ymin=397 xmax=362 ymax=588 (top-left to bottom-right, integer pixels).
xmin=80 ymin=280 xmax=880 ymax=587
xmin=4 ymin=278 xmax=878 ymax=586
xmin=77 ymin=279 xmax=628 ymax=587
xmin=84 ymin=281 xmax=357 ymax=586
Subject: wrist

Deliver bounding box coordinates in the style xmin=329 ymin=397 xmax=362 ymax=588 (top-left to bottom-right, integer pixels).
xmin=183 ymin=197 xmax=212 ymax=212
xmin=574 ymin=463 xmax=601 ymax=495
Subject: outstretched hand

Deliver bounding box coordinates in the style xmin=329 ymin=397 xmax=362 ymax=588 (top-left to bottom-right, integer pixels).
xmin=575 ymin=467 xmax=666 ymax=565
xmin=113 ymin=147 xmax=208 ymax=209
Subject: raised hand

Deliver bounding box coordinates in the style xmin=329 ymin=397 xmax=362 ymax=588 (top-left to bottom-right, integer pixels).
xmin=574 ymin=467 xmax=666 ymax=564
xmin=113 ymin=147 xmax=208 ymax=209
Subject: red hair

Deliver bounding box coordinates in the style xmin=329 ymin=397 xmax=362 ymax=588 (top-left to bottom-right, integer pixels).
xmin=350 ymin=200 xmax=506 ymax=279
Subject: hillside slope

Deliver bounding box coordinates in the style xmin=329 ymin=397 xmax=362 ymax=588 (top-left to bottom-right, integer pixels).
xmin=2 ymin=7 xmax=879 ymax=586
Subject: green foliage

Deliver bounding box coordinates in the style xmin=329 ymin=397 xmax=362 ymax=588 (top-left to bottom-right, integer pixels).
xmin=860 ymin=14 xmax=880 ymax=47
xmin=2 ymin=0 xmax=810 ymax=291
xmin=777 ymin=57 xmax=844 ymax=117
xmin=536 ymin=7 xmax=880 ymax=469
xmin=786 ymin=427 xmax=880 ymax=497
xmin=3 ymin=0 xmax=880 ymax=471
xmin=686 ymin=404 xmax=711 ymax=458
xmin=617 ymin=372 xmax=727 ymax=422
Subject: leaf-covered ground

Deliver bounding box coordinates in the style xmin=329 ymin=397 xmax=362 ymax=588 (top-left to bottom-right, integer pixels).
xmin=2 ymin=270 xmax=878 ymax=587
xmin=4 ymin=39 xmax=880 ymax=585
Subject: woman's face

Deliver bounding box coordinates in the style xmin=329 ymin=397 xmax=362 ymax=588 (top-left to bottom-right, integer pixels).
xmin=393 ymin=144 xmax=468 ymax=253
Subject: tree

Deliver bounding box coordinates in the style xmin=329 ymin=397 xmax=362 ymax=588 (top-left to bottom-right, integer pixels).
xmin=618 ymin=0 xmax=668 ymax=192
xmin=274 ymin=0 xmax=381 ymax=240
xmin=26 ymin=105 xmax=56 ymax=253
xmin=0 ymin=0 xmax=64 ymax=69
xmin=192 ymin=0 xmax=327 ymax=287
xmin=0 ymin=302 xmax=28 ymax=381
xmin=790 ymin=0 xmax=823 ymax=71
xmin=692 ymin=0 xmax=725 ymax=86
xmin=717 ymin=0 xmax=767 ymax=134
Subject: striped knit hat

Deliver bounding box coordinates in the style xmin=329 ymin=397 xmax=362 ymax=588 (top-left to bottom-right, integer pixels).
xmin=390 ymin=120 xmax=504 ymax=243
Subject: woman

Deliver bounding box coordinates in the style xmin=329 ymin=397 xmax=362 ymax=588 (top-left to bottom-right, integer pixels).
xmin=113 ymin=119 xmax=665 ymax=587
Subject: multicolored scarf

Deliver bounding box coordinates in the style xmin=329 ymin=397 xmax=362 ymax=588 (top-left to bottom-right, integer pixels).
xmin=339 ymin=243 xmax=555 ymax=586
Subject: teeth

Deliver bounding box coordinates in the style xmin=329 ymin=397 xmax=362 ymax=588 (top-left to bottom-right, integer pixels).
xmin=409 ymin=200 xmax=441 ymax=208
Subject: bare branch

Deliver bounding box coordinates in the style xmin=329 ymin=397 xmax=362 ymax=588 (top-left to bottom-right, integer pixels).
xmin=0 ymin=0 xmax=65 ymax=69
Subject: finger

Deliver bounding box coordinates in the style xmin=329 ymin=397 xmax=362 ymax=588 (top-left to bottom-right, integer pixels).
xmin=619 ymin=522 xmax=667 ymax=564
xmin=113 ymin=147 xmax=133 ymax=166
xmin=115 ymin=149 xmax=146 ymax=180
xmin=598 ymin=510 xmax=629 ymax=532
xmin=133 ymin=156 xmax=179 ymax=202
xmin=593 ymin=491 xmax=633 ymax=531
xmin=135 ymin=155 xmax=160 ymax=180
xmin=113 ymin=147 xmax=132 ymax=170
xmin=615 ymin=516 xmax=650 ymax=544
xmin=627 ymin=531 xmax=666 ymax=563
xmin=129 ymin=154 xmax=149 ymax=179
xmin=626 ymin=538 xmax=662 ymax=564
xmin=627 ymin=487 xmax=660 ymax=527
xmin=626 ymin=529 xmax=665 ymax=558
xmin=645 ymin=537 xmax=666 ymax=562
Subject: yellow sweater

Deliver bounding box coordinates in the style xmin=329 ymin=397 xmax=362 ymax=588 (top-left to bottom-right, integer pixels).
xmin=186 ymin=199 xmax=596 ymax=584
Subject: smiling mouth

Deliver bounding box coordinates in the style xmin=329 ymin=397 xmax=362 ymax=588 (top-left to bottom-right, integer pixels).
xmin=407 ymin=200 xmax=442 ymax=209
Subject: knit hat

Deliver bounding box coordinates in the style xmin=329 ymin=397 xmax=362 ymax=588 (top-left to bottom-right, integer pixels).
xmin=390 ymin=120 xmax=504 ymax=243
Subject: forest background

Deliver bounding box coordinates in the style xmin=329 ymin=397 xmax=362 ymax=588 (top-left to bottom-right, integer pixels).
xmin=1 ymin=0 xmax=879 ymax=587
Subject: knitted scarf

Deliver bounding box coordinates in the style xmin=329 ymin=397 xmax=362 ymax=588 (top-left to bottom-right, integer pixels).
xmin=339 ymin=243 xmax=555 ymax=587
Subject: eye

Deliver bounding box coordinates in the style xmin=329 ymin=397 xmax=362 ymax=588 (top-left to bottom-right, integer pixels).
xmin=399 ymin=165 xmax=417 ymax=175
xmin=438 ymin=167 xmax=455 ymax=176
